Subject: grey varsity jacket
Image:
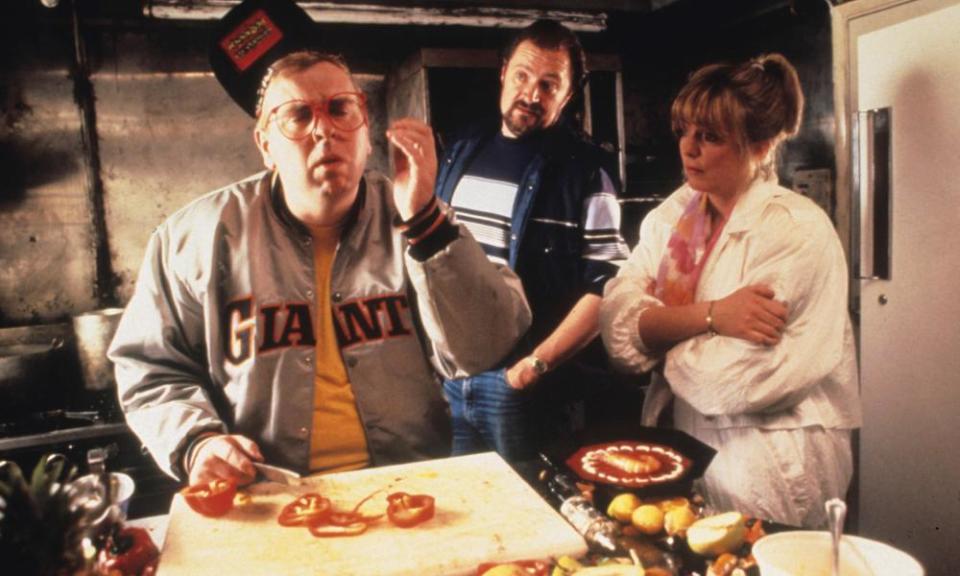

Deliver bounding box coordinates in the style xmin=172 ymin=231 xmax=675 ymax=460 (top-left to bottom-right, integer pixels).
xmin=108 ymin=170 xmax=531 ymax=479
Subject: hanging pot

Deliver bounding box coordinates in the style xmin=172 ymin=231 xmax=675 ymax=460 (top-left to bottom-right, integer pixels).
xmin=72 ymin=308 xmax=124 ymax=392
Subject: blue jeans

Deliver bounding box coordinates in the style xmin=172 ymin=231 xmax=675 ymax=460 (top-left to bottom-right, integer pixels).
xmin=443 ymin=369 xmax=535 ymax=462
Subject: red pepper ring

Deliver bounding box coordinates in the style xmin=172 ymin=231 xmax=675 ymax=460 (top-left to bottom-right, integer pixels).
xmin=278 ymin=493 xmax=333 ymax=527
xmin=386 ymin=492 xmax=435 ymax=528
xmin=181 ymin=479 xmax=238 ymax=518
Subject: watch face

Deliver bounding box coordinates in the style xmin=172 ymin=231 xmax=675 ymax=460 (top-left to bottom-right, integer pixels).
xmin=530 ymin=357 xmax=547 ymax=375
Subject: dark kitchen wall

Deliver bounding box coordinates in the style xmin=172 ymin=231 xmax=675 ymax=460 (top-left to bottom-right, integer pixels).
xmin=0 ymin=0 xmax=835 ymax=325
xmin=612 ymin=0 xmax=836 ymax=243
xmin=1 ymin=2 xmax=101 ymax=324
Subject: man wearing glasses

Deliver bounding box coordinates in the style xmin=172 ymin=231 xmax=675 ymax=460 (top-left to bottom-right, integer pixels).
xmin=108 ymin=0 xmax=530 ymax=487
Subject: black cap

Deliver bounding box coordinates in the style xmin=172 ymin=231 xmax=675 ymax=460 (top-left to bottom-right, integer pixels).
xmin=209 ymin=0 xmax=317 ymax=117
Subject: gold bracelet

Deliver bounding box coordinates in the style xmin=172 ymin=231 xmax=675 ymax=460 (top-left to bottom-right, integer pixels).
xmin=706 ymin=301 xmax=718 ymax=336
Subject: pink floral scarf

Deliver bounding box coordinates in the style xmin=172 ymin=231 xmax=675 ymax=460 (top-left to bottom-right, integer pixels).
xmin=648 ymin=191 xmax=725 ymax=306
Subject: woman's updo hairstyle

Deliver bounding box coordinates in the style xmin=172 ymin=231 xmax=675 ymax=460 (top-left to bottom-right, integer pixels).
xmin=671 ymin=53 xmax=804 ymax=177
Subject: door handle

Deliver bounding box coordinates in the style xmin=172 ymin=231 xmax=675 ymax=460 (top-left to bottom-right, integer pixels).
xmin=851 ymin=107 xmax=892 ymax=280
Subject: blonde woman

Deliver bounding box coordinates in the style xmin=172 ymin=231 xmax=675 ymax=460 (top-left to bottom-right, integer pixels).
xmin=600 ymin=54 xmax=861 ymax=528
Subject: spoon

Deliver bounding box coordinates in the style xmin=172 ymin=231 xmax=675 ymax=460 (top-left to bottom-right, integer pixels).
xmin=825 ymin=498 xmax=847 ymax=576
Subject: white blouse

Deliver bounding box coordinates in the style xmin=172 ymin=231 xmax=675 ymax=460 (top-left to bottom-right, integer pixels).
xmin=601 ymin=178 xmax=862 ymax=432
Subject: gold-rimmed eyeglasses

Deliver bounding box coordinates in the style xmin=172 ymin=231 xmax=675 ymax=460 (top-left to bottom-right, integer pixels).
xmin=263 ymin=92 xmax=367 ymax=140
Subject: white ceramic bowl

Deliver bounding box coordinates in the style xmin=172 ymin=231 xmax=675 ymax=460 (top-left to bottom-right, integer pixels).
xmin=111 ymin=472 xmax=136 ymax=518
xmin=752 ymin=531 xmax=924 ymax=576
xmin=70 ymin=471 xmax=136 ymax=521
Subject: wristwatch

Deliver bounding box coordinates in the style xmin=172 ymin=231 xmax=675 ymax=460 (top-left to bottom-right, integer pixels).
xmin=706 ymin=300 xmax=718 ymax=337
xmin=528 ymin=355 xmax=549 ymax=376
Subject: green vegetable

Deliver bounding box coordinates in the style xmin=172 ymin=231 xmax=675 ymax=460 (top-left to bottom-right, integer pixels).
xmin=0 ymin=454 xmax=90 ymax=575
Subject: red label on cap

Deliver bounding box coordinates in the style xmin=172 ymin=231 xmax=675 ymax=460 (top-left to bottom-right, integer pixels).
xmin=220 ymin=9 xmax=284 ymax=72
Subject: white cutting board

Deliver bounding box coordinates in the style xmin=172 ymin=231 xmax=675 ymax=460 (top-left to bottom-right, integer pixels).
xmin=157 ymin=452 xmax=587 ymax=575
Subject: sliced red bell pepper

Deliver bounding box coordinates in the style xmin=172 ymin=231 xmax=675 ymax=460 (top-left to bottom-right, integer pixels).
xmin=180 ymin=479 xmax=237 ymax=518
xmin=97 ymin=526 xmax=160 ymax=576
xmin=743 ymin=516 xmax=767 ymax=545
xmin=277 ymin=493 xmax=333 ymax=527
xmin=386 ymin=491 xmax=435 ymax=528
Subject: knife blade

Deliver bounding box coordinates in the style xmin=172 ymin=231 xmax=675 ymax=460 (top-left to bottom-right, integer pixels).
xmin=253 ymin=462 xmax=301 ymax=485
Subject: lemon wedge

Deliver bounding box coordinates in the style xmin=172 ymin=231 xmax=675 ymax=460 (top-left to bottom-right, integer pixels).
xmin=686 ymin=511 xmax=747 ymax=556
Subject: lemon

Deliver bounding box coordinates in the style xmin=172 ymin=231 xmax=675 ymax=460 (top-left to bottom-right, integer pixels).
xmin=656 ymin=496 xmax=690 ymax=512
xmin=686 ymin=511 xmax=747 ymax=556
xmin=551 ymin=556 xmax=584 ymax=575
xmin=630 ymin=504 xmax=664 ymax=535
xmin=606 ymin=493 xmax=642 ymax=523
xmin=663 ymin=505 xmax=696 ymax=536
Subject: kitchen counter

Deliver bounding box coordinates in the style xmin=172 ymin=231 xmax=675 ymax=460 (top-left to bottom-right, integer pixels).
xmin=123 ymin=457 xmax=549 ymax=554
xmin=148 ymin=453 xmax=587 ymax=576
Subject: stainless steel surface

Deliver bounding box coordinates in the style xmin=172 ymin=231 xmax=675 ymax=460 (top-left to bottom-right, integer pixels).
xmin=826 ymin=498 xmax=847 ymax=576
xmin=0 ymin=422 xmax=129 ymax=452
xmin=93 ymin=62 xmax=263 ymax=302
xmin=253 ymin=462 xmax=301 ymax=485
xmin=853 ymin=107 xmax=892 ymax=280
xmin=61 ymin=410 xmax=103 ymax=423
xmin=851 ymin=109 xmax=867 ymax=277
xmin=72 ymin=307 xmax=123 ymax=391
xmin=615 ymin=69 xmax=627 ymax=191
xmin=0 ymin=61 xmax=99 ymax=322
xmin=0 ymin=323 xmax=72 ymax=348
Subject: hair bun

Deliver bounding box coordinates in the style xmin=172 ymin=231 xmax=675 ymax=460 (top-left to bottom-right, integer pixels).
xmin=750 ymin=53 xmax=803 ymax=137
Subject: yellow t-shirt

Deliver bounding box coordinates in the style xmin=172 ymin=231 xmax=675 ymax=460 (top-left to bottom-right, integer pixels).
xmin=307 ymin=224 xmax=370 ymax=472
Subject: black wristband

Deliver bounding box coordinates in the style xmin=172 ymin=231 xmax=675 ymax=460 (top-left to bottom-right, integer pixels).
xmin=408 ymin=218 xmax=459 ymax=261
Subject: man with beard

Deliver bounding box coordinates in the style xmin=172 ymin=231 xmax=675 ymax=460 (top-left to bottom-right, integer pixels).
xmin=434 ymin=19 xmax=629 ymax=461
xmin=108 ymin=0 xmax=530 ymax=486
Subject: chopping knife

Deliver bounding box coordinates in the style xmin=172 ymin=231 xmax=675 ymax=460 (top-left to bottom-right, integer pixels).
xmin=253 ymin=462 xmax=301 ymax=485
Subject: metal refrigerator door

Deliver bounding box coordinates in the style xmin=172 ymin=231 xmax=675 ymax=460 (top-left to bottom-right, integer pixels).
xmin=844 ymin=0 xmax=960 ymax=572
